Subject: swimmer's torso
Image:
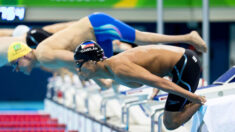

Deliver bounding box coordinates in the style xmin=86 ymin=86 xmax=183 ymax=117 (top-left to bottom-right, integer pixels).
xmin=106 ymin=45 xmax=185 ymax=88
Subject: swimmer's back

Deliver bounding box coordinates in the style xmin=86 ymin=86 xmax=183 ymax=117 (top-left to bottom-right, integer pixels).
xmin=109 ymin=45 xmax=186 ymax=77
xmin=37 ymin=16 xmax=95 ymax=52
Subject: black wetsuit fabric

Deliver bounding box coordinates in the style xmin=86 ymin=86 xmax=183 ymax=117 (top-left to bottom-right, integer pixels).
xmin=26 ymin=28 xmax=52 ymax=49
xmin=165 ymin=49 xmax=201 ymax=111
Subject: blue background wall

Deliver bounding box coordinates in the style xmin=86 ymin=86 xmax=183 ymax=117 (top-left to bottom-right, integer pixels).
xmin=210 ymin=23 xmax=230 ymax=83
xmin=0 ymin=66 xmax=52 ymax=101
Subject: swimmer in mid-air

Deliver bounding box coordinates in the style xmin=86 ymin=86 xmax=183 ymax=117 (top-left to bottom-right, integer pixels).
xmin=74 ymin=40 xmax=206 ymax=130
xmin=6 ymin=12 xmax=206 ymax=88
xmin=0 ymin=21 xmax=76 ymax=67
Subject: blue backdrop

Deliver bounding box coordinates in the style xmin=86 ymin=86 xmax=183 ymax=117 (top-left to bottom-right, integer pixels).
xmin=0 ymin=66 xmax=52 ymax=101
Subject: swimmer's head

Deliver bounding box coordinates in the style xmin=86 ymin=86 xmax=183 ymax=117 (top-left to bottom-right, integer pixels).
xmin=8 ymin=42 xmax=35 ymax=75
xmin=26 ymin=28 xmax=53 ymax=49
xmin=74 ymin=40 xmax=105 ymax=69
xmin=8 ymin=42 xmax=32 ymax=62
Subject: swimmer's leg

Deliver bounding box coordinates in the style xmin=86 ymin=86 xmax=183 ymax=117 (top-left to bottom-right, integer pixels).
xmin=134 ymin=30 xmax=207 ymax=52
xmin=163 ymin=102 xmax=202 ymax=130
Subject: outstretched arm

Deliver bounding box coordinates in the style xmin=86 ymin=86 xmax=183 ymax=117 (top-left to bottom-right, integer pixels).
xmin=35 ymin=19 xmax=87 ymax=73
xmin=93 ymin=78 xmax=114 ymax=90
xmin=0 ymin=29 xmax=14 ymax=37
xmin=35 ymin=16 xmax=95 ymax=74
xmin=116 ymin=63 xmax=206 ymax=104
xmin=35 ymin=47 xmax=77 ymax=74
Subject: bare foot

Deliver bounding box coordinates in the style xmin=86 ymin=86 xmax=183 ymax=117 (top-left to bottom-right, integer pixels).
xmin=189 ymin=31 xmax=208 ymax=53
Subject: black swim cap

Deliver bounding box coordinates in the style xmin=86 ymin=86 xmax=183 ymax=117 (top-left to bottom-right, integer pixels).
xmin=74 ymin=40 xmax=105 ymax=63
xmin=26 ymin=28 xmax=52 ymax=49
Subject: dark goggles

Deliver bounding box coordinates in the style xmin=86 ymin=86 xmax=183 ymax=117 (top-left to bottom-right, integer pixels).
xmin=75 ymin=60 xmax=86 ymax=71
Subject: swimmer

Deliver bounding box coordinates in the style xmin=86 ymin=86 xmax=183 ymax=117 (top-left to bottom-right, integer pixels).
xmin=0 ymin=21 xmax=76 ymax=67
xmin=36 ymin=12 xmax=206 ymax=71
xmin=74 ymin=40 xmax=206 ymax=130
xmin=6 ymin=12 xmax=206 ymax=71
xmin=1 ymin=25 xmax=128 ymax=89
xmin=6 ymin=12 xmax=206 ymax=88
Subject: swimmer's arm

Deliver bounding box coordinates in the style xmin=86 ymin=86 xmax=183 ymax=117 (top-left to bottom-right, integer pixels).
xmin=36 ymin=48 xmax=77 ymax=74
xmin=36 ymin=20 xmax=82 ymax=73
xmin=0 ymin=29 xmax=14 ymax=36
xmin=93 ymin=78 xmax=115 ymax=90
xmin=42 ymin=21 xmax=78 ymax=33
xmin=93 ymin=78 xmax=112 ymax=90
xmin=116 ymin=64 xmax=206 ymax=104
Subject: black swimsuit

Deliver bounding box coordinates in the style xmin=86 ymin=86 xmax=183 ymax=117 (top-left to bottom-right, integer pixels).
xmin=165 ymin=49 xmax=201 ymax=111
xmin=26 ymin=28 xmax=52 ymax=49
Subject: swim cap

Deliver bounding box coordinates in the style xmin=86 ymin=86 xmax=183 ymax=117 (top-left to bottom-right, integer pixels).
xmin=74 ymin=40 xmax=104 ymax=62
xmin=8 ymin=42 xmax=32 ymax=62
xmin=26 ymin=28 xmax=53 ymax=49
xmin=12 ymin=25 xmax=30 ymax=37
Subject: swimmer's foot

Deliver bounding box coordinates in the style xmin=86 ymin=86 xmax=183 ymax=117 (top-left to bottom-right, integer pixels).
xmin=188 ymin=31 xmax=208 ymax=53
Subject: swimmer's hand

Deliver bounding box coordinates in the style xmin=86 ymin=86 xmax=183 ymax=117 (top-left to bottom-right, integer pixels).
xmin=199 ymin=96 xmax=207 ymax=105
xmin=193 ymin=95 xmax=207 ymax=105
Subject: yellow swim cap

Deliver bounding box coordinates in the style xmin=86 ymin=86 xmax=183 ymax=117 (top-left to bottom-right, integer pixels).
xmin=8 ymin=42 xmax=32 ymax=62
